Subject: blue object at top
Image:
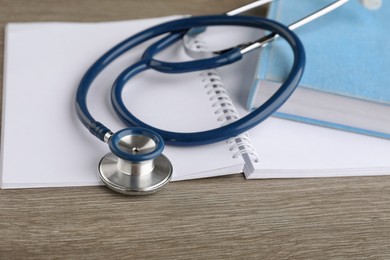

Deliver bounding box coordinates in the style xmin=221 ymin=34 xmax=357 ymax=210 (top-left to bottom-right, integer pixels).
xmin=255 ymin=0 xmax=390 ymax=104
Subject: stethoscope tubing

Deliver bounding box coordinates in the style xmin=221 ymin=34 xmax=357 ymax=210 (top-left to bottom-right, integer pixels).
xmin=112 ymin=15 xmax=305 ymax=145
xmin=76 ymin=15 xmax=305 ymax=145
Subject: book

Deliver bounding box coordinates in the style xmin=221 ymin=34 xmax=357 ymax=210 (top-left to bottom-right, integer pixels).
xmin=1 ymin=16 xmax=390 ymax=189
xmin=246 ymin=0 xmax=390 ymax=139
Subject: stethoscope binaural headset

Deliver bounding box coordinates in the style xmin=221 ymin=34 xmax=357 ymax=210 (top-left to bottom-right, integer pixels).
xmin=75 ymin=0 xmax=378 ymax=195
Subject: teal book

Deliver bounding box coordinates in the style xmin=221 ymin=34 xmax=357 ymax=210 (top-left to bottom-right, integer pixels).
xmin=246 ymin=0 xmax=390 ymax=139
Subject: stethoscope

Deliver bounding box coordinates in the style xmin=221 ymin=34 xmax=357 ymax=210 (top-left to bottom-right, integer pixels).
xmin=75 ymin=0 xmax=379 ymax=195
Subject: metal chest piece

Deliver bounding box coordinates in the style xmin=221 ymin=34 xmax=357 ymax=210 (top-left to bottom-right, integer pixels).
xmin=98 ymin=128 xmax=173 ymax=195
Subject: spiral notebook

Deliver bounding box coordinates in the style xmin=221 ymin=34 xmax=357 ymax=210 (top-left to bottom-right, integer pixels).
xmin=2 ymin=16 xmax=390 ymax=189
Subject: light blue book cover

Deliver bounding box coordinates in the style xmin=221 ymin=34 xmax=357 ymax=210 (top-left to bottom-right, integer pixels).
xmin=247 ymin=0 xmax=390 ymax=138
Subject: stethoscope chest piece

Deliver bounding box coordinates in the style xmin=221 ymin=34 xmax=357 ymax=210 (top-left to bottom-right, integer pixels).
xmin=98 ymin=128 xmax=173 ymax=195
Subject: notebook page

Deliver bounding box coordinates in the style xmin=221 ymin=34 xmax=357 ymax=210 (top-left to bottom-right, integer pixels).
xmin=245 ymin=117 xmax=390 ymax=178
xmin=1 ymin=18 xmax=243 ymax=189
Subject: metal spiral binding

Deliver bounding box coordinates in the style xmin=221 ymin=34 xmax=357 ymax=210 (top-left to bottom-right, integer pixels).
xmin=201 ymin=71 xmax=259 ymax=163
xmin=191 ymin=36 xmax=259 ymax=163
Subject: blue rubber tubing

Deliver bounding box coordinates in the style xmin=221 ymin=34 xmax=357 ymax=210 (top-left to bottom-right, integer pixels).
xmin=76 ymin=15 xmax=305 ymax=146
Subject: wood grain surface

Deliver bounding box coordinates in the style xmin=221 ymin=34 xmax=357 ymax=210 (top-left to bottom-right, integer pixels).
xmin=1 ymin=1 xmax=390 ymax=259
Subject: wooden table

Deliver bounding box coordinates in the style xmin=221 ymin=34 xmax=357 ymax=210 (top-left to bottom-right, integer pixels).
xmin=1 ymin=1 xmax=390 ymax=259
